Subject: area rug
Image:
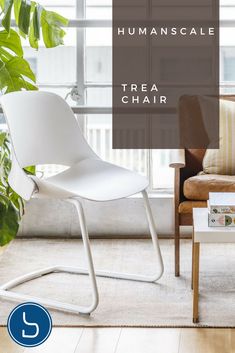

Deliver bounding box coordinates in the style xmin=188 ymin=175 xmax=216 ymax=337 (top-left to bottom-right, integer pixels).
xmin=0 ymin=238 xmax=235 ymax=327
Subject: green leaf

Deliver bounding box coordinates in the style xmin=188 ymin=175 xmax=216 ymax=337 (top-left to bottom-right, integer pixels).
xmin=2 ymin=0 xmax=14 ymax=32
xmin=0 ymin=132 xmax=8 ymax=147
xmin=29 ymin=25 xmax=38 ymax=49
xmin=0 ymin=59 xmax=13 ymax=92
xmin=20 ymin=77 xmax=37 ymax=91
xmin=33 ymin=4 xmax=40 ymax=39
xmin=29 ymin=4 xmax=40 ymax=49
xmin=13 ymin=0 xmax=21 ymax=24
xmin=0 ymin=57 xmax=37 ymax=93
xmin=19 ymin=29 xmax=26 ymax=39
xmin=24 ymin=165 xmax=35 ymax=175
xmin=0 ymin=198 xmax=19 ymax=246
xmin=18 ymin=0 xmax=31 ymax=35
xmin=0 ymin=0 xmax=5 ymax=11
xmin=0 ymin=47 xmax=14 ymax=62
xmin=0 ymin=194 xmax=9 ymax=207
xmin=6 ymin=56 xmax=36 ymax=81
xmin=0 ymin=29 xmax=23 ymax=56
xmin=41 ymin=9 xmax=68 ymax=48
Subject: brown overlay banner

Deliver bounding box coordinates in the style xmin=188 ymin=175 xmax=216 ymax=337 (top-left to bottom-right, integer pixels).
xmin=112 ymin=0 xmax=219 ymax=149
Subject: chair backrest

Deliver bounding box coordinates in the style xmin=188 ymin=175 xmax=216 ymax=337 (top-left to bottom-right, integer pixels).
xmin=1 ymin=91 xmax=97 ymax=168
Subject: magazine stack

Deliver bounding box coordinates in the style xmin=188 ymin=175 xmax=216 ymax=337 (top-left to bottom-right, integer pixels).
xmin=208 ymin=192 xmax=235 ymax=227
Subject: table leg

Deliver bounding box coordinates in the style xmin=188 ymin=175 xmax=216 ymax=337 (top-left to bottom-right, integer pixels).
xmin=193 ymin=242 xmax=200 ymax=323
xmin=191 ymin=228 xmax=194 ymax=290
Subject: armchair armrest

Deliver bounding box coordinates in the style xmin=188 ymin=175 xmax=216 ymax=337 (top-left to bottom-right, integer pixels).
xmin=169 ymin=149 xmax=185 ymax=168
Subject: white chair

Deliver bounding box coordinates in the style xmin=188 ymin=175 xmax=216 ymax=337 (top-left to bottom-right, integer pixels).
xmin=0 ymin=91 xmax=164 ymax=314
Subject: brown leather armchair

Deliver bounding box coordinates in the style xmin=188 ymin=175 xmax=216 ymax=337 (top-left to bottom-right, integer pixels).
xmin=170 ymin=148 xmax=235 ymax=276
xmin=170 ymin=95 xmax=235 ymax=277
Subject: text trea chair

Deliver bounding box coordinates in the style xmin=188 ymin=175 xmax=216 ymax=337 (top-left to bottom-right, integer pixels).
xmin=0 ymin=91 xmax=164 ymax=314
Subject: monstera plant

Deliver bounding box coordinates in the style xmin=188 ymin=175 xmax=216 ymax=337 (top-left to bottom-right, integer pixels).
xmin=0 ymin=0 xmax=68 ymax=245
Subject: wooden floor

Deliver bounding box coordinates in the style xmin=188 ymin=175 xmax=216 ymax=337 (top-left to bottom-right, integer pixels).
xmin=0 ymin=327 xmax=235 ymax=353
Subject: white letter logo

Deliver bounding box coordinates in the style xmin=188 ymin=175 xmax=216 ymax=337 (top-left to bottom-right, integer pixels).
xmin=22 ymin=312 xmax=39 ymax=339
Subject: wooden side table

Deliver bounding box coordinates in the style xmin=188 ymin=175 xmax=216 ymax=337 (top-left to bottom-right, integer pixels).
xmin=192 ymin=208 xmax=235 ymax=323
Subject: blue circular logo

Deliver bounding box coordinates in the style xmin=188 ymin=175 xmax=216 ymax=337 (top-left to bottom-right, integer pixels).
xmin=7 ymin=302 xmax=52 ymax=347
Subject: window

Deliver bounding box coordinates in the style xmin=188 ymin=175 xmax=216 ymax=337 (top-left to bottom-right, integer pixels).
xmin=220 ymin=1 xmax=235 ymax=95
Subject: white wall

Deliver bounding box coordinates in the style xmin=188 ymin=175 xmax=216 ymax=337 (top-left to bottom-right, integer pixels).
xmin=18 ymin=195 xmax=174 ymax=237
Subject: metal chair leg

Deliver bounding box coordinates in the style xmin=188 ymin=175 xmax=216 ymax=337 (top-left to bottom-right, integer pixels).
xmin=0 ymin=198 xmax=99 ymax=315
xmin=0 ymin=191 xmax=164 ymax=314
xmin=141 ymin=190 xmax=164 ymax=281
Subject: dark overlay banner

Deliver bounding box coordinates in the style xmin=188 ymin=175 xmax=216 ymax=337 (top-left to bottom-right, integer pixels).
xmin=112 ymin=0 xmax=219 ymax=149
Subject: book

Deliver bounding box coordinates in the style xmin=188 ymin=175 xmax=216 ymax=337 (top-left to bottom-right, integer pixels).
xmin=208 ymin=213 xmax=235 ymax=227
xmin=208 ymin=192 xmax=235 ymax=214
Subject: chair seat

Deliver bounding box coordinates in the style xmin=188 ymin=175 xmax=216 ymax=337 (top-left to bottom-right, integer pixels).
xmin=179 ymin=200 xmax=207 ymax=214
xmin=183 ymin=174 xmax=235 ymax=201
xmin=32 ymin=158 xmax=148 ymax=201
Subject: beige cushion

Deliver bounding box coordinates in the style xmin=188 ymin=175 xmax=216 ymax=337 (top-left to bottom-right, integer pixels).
xmin=199 ymin=98 xmax=235 ymax=174
xmin=184 ymin=174 xmax=235 ymax=200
